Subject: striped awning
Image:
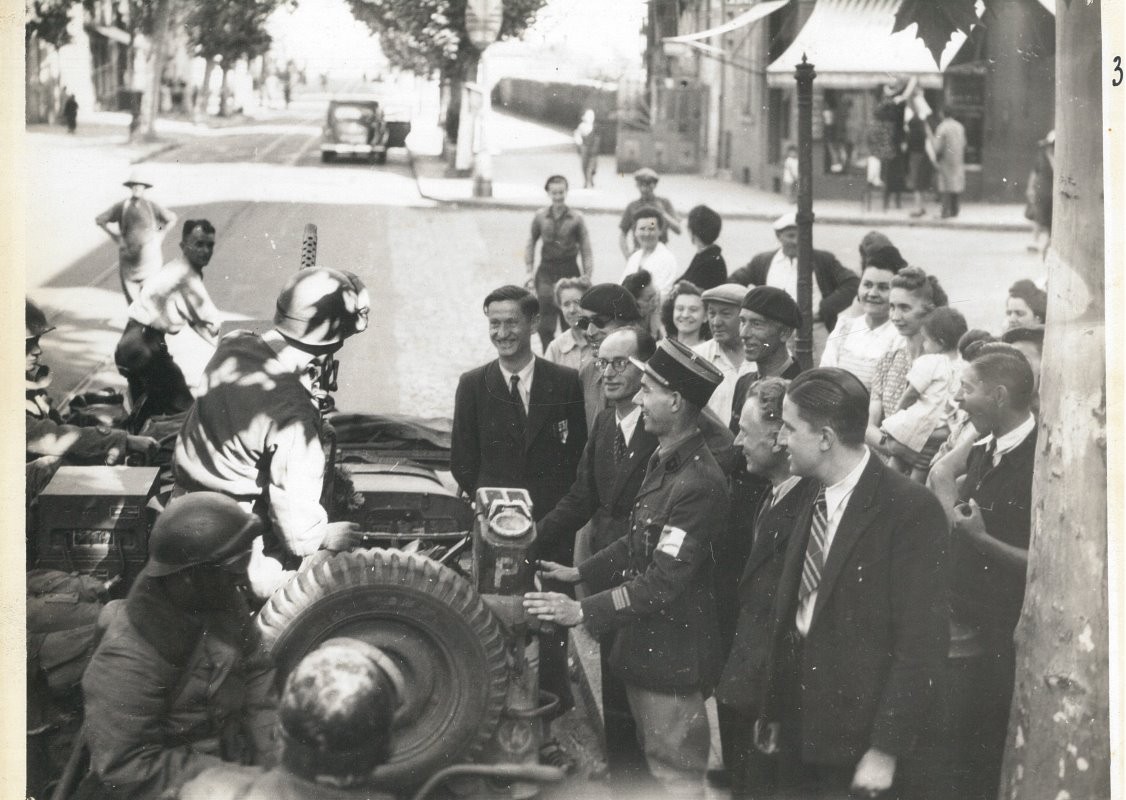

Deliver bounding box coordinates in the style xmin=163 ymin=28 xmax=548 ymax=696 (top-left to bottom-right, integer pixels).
xmin=766 ymin=0 xmax=973 ymax=89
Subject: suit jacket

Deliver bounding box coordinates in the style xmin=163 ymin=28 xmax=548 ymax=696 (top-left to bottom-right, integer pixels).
xmin=761 ymin=454 xmax=949 ymax=765
xmin=728 ymin=249 xmax=859 ymax=332
xmin=579 ymin=431 xmax=730 ymax=693
xmin=535 ymin=406 xmax=659 ymax=562
xmin=716 ymin=477 xmax=818 ymax=711
xmin=451 ymin=357 xmax=587 ymax=563
xmin=728 ymin=359 xmax=805 ymax=433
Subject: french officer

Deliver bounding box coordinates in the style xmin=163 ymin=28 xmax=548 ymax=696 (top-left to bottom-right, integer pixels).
xmin=525 ymin=337 xmax=731 ymax=799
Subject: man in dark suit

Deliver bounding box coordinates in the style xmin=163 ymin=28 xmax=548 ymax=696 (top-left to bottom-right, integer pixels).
xmin=715 ymin=376 xmax=817 ymax=798
xmin=450 ymin=284 xmax=587 ymax=762
xmin=757 ymin=368 xmax=948 ymax=798
xmin=535 ymin=326 xmax=659 ymax=791
xmin=728 ymin=211 xmax=859 ymax=333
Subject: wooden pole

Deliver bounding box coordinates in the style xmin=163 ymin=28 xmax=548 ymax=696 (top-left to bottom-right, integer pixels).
xmin=794 ymin=54 xmax=815 ymax=370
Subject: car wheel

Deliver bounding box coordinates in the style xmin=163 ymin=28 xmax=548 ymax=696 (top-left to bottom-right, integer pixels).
xmin=257 ymin=549 xmax=508 ymax=792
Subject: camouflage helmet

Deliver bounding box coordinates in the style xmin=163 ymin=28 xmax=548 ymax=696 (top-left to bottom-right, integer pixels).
xmin=146 ymin=492 xmax=262 ymax=577
xmin=26 ymin=300 xmax=55 ymax=339
xmin=274 ymin=268 xmax=370 ymax=347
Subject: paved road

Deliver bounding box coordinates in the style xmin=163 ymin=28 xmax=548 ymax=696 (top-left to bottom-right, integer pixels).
xmin=33 ymin=87 xmax=1043 ymax=419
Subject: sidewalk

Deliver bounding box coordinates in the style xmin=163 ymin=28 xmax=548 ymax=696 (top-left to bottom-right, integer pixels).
xmin=410 ymin=111 xmax=1030 ymax=232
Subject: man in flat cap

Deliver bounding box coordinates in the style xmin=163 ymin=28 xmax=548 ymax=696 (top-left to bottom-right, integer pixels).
xmin=526 ymin=337 xmax=731 ymax=799
xmin=729 ymin=211 xmax=858 ymax=334
xmin=692 ymin=283 xmax=754 ymax=424
xmin=729 ymin=286 xmax=804 ymax=432
xmin=619 ymin=167 xmax=681 ymax=259
xmin=96 ymin=169 xmax=178 ymax=303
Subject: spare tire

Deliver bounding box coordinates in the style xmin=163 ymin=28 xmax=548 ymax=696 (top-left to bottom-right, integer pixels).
xmin=257 ymin=549 xmax=508 ymax=791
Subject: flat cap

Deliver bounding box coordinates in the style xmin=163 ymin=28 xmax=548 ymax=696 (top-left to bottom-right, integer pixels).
xmin=630 ymin=337 xmax=723 ymax=409
xmin=741 ymin=286 xmax=802 ymax=329
xmin=580 ymin=283 xmax=642 ymax=322
xmin=123 ymin=168 xmax=153 ymax=188
xmin=772 ymin=210 xmax=797 ymax=232
xmin=634 ymin=167 xmax=659 ymax=182
xmin=700 ymin=283 xmax=749 ymax=308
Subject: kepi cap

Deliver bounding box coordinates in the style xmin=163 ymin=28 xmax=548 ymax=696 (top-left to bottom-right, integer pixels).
xmin=634 ymin=167 xmax=659 ymax=182
xmin=630 ymin=337 xmax=723 ymax=409
xmin=580 ymin=283 xmax=642 ymax=322
xmin=700 ymin=283 xmax=749 ymax=308
xmin=772 ymin=210 xmax=797 ymax=232
xmin=741 ymin=286 xmax=802 ymax=329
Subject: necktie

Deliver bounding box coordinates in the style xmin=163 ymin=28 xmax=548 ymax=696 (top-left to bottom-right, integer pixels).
xmin=510 ymin=375 xmax=527 ymax=428
xmin=613 ymin=423 xmax=628 ymax=465
xmin=798 ymin=488 xmax=829 ymax=609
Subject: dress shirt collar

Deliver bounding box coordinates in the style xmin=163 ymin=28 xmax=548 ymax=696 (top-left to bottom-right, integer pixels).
xmin=770 ymin=475 xmax=802 ymax=508
xmin=823 ymin=447 xmax=871 ymax=521
xmin=616 ymin=405 xmax=642 ymax=444
xmin=499 ymin=356 xmax=536 ymax=397
xmin=976 ymin=414 xmax=1036 ymax=465
xmin=556 ymin=329 xmax=585 ymax=354
xmin=770 ymin=247 xmax=795 ymax=269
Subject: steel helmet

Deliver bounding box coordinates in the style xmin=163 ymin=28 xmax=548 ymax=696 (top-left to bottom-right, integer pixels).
xmin=146 ymin=492 xmax=262 ymax=577
xmin=274 ymin=268 xmax=370 ymax=347
xmin=26 ymin=300 xmax=55 ymax=339
xmin=279 ymin=638 xmax=405 ymax=780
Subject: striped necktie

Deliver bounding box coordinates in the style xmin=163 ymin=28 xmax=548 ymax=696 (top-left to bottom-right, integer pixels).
xmin=613 ymin=423 xmax=628 ymax=465
xmin=798 ymin=488 xmax=829 ymax=608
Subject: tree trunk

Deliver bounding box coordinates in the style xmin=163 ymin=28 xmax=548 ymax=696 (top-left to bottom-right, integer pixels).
xmin=198 ymin=57 xmax=216 ymax=119
xmin=219 ymin=66 xmax=230 ymax=117
xmin=139 ymin=0 xmax=172 ymax=141
xmin=998 ymin=1 xmax=1109 ymax=798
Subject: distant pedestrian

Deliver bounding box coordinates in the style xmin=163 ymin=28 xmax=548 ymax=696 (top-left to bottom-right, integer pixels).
xmin=618 ymin=168 xmax=681 ymax=259
xmin=114 ymin=219 xmax=222 ymax=429
xmin=62 ymin=90 xmax=78 ymax=134
xmin=95 ymin=170 xmax=178 ymax=303
xmin=525 ymin=175 xmax=593 ymax=348
xmin=870 ymin=78 xmax=914 ymax=210
xmin=933 ymin=107 xmax=967 ymax=219
xmin=621 ymin=207 xmax=678 ymax=294
xmin=905 ymin=90 xmax=935 ymax=217
xmin=676 ymin=205 xmax=727 ymax=290
xmin=573 ymin=109 xmax=601 ymax=188
xmin=1024 ymin=130 xmax=1054 ymax=257
xmin=782 ymin=145 xmax=799 ymax=203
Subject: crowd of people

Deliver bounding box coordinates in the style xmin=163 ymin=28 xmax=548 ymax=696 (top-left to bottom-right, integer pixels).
xmin=24 ymin=162 xmax=1049 ymax=800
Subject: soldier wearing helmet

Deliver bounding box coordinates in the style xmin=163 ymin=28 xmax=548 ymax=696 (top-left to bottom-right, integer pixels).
xmin=175 ymin=639 xmax=404 ymax=800
xmin=80 ymin=493 xmax=279 ymax=800
xmin=95 ymin=169 xmax=178 ymax=302
xmin=172 ymin=268 xmax=369 ymax=598
xmin=25 ymin=300 xmax=159 ymax=499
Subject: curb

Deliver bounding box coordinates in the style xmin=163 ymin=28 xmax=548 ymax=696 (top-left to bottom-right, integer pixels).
xmin=132 ymin=139 xmax=184 ymax=164
xmin=407 ymin=148 xmax=1027 ymax=233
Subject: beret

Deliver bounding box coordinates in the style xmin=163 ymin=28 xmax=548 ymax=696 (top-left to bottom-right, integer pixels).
xmin=700 ymin=283 xmax=749 ymax=307
xmin=741 ymin=286 xmax=802 ymax=329
xmin=580 ymin=283 xmax=642 ymax=322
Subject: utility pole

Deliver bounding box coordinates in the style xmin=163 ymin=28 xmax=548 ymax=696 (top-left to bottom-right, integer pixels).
xmin=465 ymin=0 xmax=503 ymax=198
xmin=793 ymin=54 xmax=815 ymax=370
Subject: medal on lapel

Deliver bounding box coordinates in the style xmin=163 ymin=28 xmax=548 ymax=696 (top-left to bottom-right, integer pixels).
xmin=556 ymin=420 xmax=569 ymax=443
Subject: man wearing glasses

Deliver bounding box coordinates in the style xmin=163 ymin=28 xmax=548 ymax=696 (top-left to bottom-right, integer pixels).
xmin=571 ymin=284 xmax=645 ymax=430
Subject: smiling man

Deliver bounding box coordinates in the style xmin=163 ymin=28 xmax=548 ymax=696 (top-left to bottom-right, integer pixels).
xmin=450 ymin=284 xmax=587 ymax=763
xmin=692 ymin=283 xmax=753 ymax=423
xmin=757 ymin=368 xmax=948 ymax=799
xmin=525 ymin=337 xmax=728 ymax=799
xmin=728 ymin=286 xmax=804 ymax=432
xmin=571 ymin=283 xmax=644 ymax=429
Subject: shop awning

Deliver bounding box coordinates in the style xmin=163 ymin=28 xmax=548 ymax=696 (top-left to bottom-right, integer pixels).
xmin=766 ymin=0 xmax=973 ymax=89
xmin=92 ymin=25 xmax=131 ymax=45
xmin=663 ymin=0 xmax=791 ymax=45
xmin=1035 ymin=0 xmax=1054 ymax=15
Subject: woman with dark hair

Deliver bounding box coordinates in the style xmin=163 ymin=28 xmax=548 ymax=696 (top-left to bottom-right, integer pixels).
xmin=820 ymin=245 xmax=906 ymax=388
xmin=622 ymin=269 xmax=661 ymax=339
xmin=660 ymin=280 xmax=710 ymax=347
xmin=865 ymin=266 xmax=948 ymax=452
xmin=1005 ymin=279 xmax=1047 ymax=330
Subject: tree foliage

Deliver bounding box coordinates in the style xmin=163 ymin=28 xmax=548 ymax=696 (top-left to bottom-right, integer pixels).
xmin=345 ymin=0 xmax=548 ymax=79
xmin=185 ymin=0 xmax=290 ymax=66
xmin=25 ymin=0 xmax=77 ymax=47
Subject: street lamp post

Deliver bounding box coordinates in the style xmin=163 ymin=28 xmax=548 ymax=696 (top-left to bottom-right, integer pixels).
xmin=794 ymin=54 xmax=816 ymax=371
xmin=465 ymin=0 xmax=504 ymax=198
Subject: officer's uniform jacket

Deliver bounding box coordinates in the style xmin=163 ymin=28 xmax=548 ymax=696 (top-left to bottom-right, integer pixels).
xmin=578 ymin=429 xmax=730 ymax=693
